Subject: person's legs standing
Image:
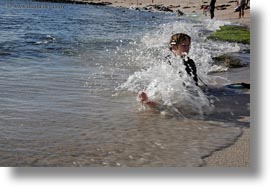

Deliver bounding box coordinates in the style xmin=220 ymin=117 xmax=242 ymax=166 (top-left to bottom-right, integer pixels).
xmin=239 ymin=4 xmax=245 ymax=18
xmin=239 ymin=9 xmax=241 ymax=18
xmin=210 ymin=7 xmax=214 ymax=19
xmin=241 ymin=4 xmax=245 ymax=17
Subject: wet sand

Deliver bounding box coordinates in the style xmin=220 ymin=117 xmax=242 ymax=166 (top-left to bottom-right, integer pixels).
xmin=36 ymin=0 xmax=250 ymax=167
xmin=205 ymin=128 xmax=249 ymax=167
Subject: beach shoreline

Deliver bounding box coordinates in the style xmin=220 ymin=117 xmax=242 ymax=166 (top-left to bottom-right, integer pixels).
xmin=34 ymin=0 xmax=250 ymax=26
xmin=110 ymin=0 xmax=250 ymax=167
xmin=32 ymin=0 xmax=250 ymax=167
xmin=204 ymin=128 xmax=249 ymax=167
xmin=107 ymin=0 xmax=250 ymax=167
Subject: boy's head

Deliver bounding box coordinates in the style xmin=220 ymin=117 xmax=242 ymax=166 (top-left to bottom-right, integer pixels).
xmin=169 ymin=33 xmax=191 ymax=57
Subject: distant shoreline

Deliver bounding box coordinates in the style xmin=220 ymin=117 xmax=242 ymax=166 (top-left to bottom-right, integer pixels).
xmin=31 ymin=0 xmax=250 ymax=26
xmin=33 ymin=0 xmax=112 ymax=6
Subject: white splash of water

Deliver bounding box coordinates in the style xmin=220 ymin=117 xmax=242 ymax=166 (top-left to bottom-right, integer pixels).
xmin=119 ymin=56 xmax=213 ymax=117
xmin=129 ymin=18 xmax=242 ymax=83
xmin=118 ymin=17 xmax=243 ymax=117
xmin=203 ymin=18 xmax=232 ymax=31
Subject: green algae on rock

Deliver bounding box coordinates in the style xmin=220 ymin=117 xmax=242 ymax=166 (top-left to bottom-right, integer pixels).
xmin=207 ymin=25 xmax=250 ymax=44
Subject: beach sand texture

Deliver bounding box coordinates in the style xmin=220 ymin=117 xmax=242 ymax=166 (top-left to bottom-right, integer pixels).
xmin=204 ymin=128 xmax=249 ymax=167
xmin=70 ymin=0 xmax=250 ymax=25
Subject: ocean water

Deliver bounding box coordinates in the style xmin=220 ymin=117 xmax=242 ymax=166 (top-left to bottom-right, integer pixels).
xmin=0 ymin=0 xmax=249 ymax=166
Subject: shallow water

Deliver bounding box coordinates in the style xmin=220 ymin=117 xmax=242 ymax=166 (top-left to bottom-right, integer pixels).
xmin=0 ymin=0 xmax=249 ymax=166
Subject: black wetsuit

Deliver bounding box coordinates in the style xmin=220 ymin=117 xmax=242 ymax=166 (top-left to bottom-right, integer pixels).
xmin=166 ymin=56 xmax=198 ymax=86
xmin=183 ymin=57 xmax=198 ymax=86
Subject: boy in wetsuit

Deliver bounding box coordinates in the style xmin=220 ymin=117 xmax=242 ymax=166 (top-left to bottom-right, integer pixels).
xmin=138 ymin=33 xmax=198 ymax=107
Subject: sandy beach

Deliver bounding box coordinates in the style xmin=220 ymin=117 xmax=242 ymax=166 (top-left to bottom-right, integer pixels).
xmin=68 ymin=0 xmax=250 ymax=26
xmin=204 ymin=128 xmax=249 ymax=166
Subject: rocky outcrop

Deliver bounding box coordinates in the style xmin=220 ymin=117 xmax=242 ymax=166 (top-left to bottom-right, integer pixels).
xmin=144 ymin=4 xmax=173 ymax=12
xmin=215 ymin=4 xmax=231 ymax=10
xmin=212 ymin=54 xmax=248 ymax=68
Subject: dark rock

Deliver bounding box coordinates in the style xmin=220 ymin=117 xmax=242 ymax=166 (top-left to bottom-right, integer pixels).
xmin=167 ymin=5 xmax=181 ymax=9
xmin=146 ymin=4 xmax=173 ymax=12
xmin=216 ymin=7 xmax=227 ymax=10
xmin=158 ymin=6 xmax=173 ymax=12
xmin=216 ymin=4 xmax=231 ymax=10
xmin=243 ymin=49 xmax=250 ymax=54
xmin=224 ymin=56 xmax=243 ymax=68
xmin=213 ymin=54 xmax=248 ymax=68
xmin=228 ymin=0 xmax=237 ymax=3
